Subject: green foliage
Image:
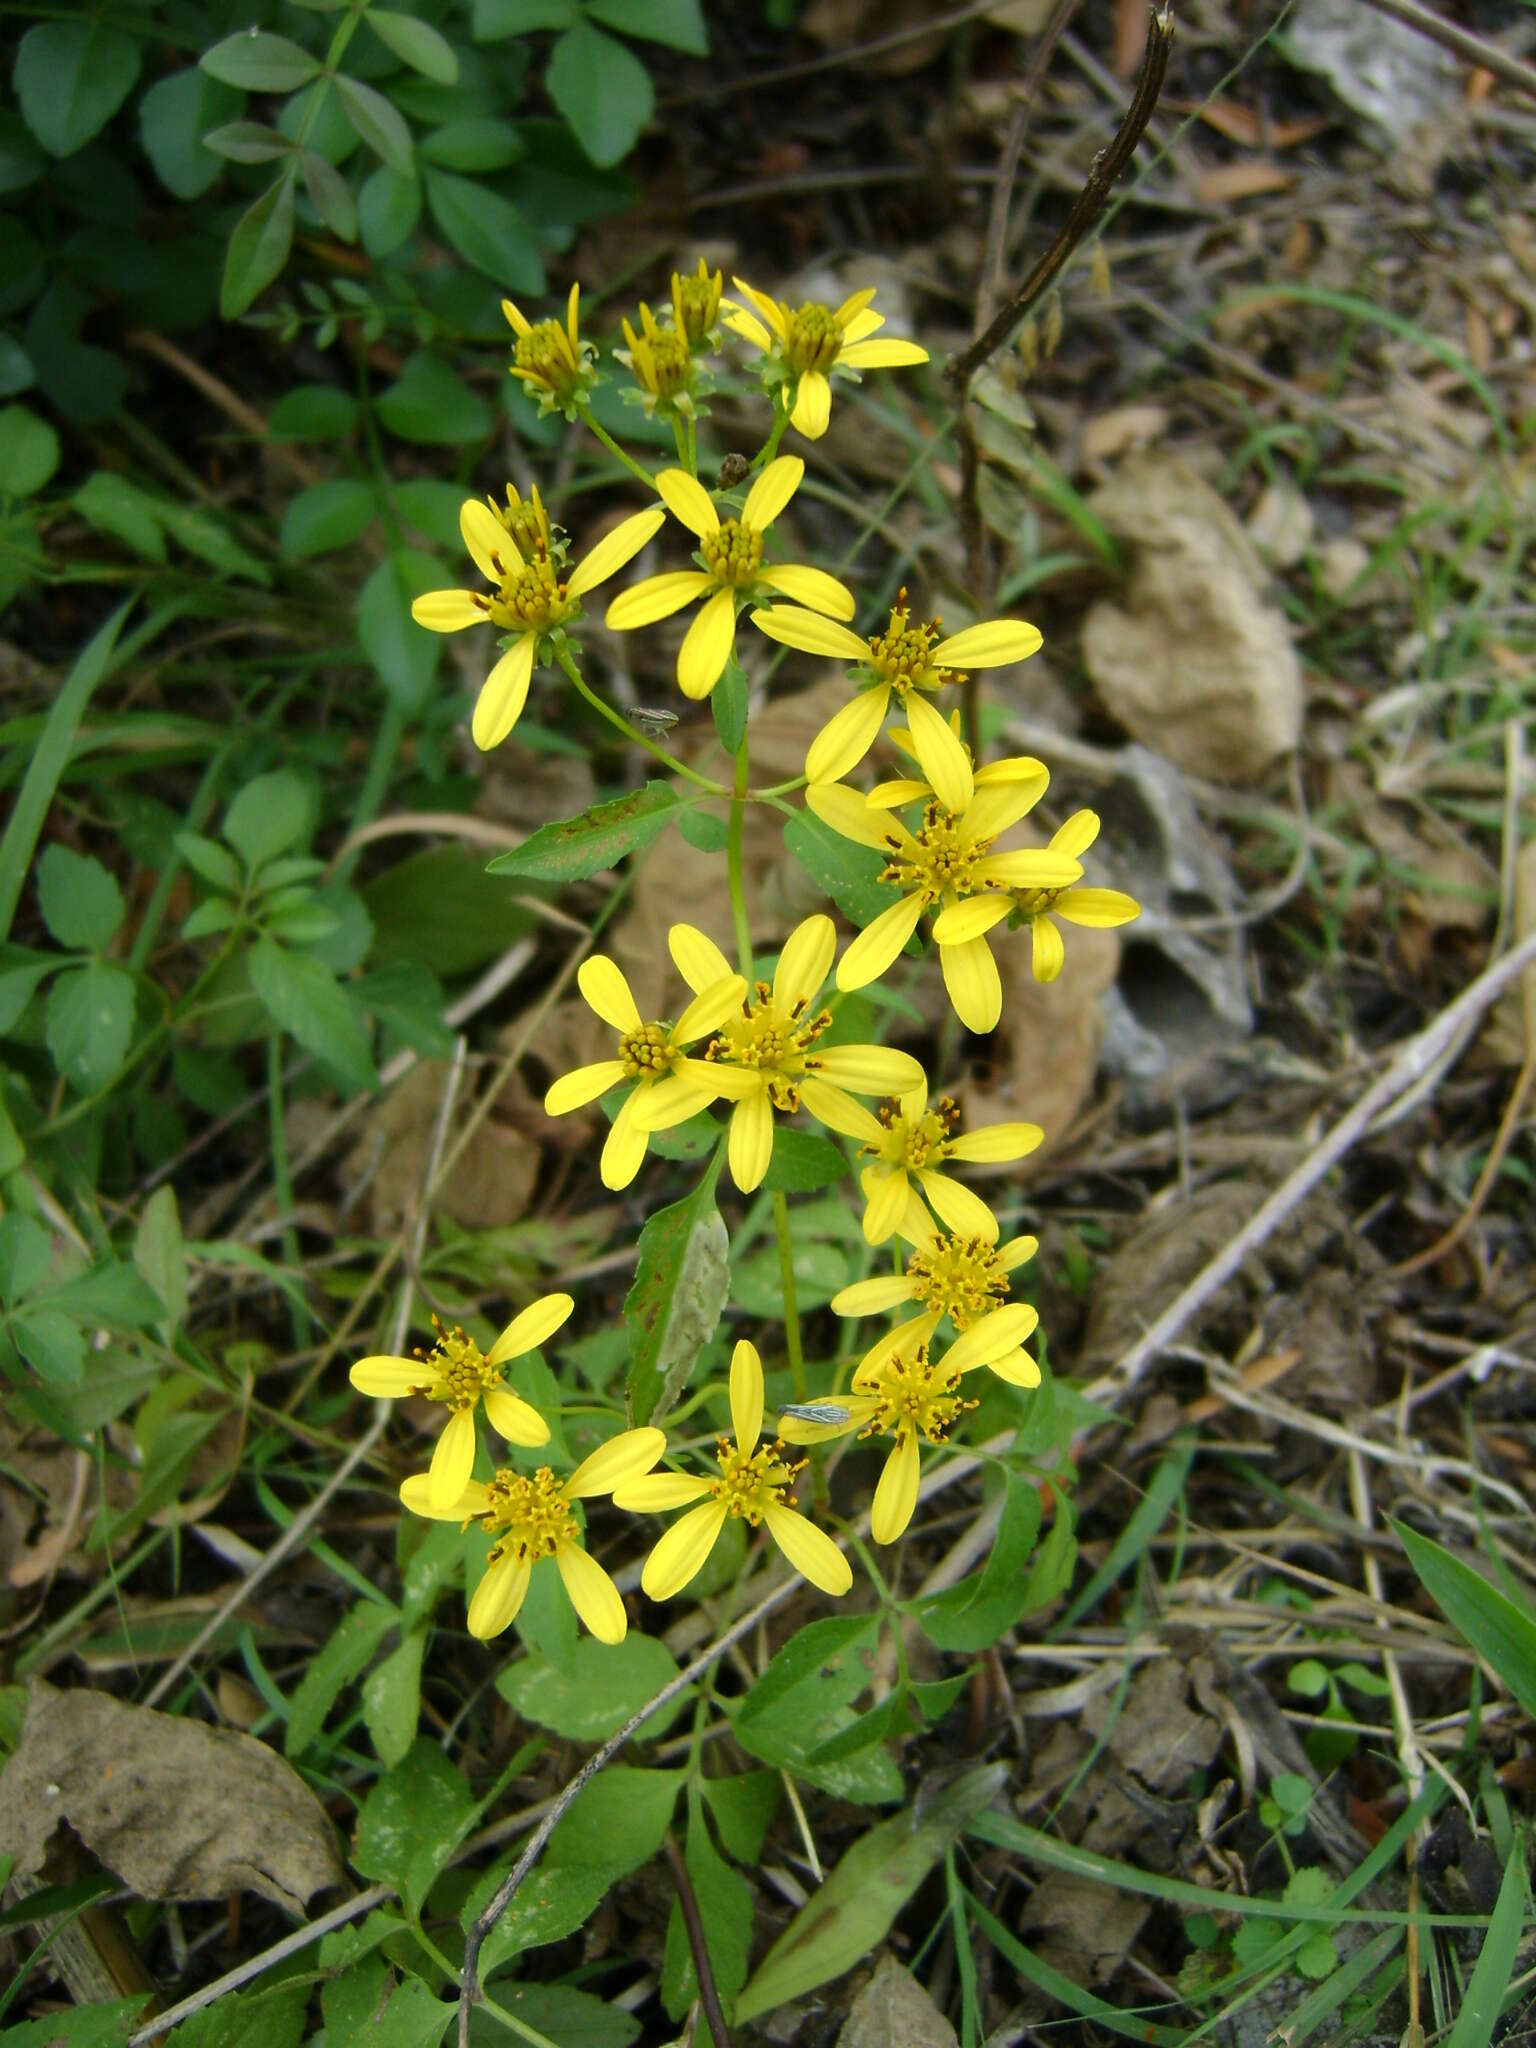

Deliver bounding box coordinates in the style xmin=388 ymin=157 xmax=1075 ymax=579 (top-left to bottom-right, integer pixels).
xmin=487 ymin=780 xmax=685 ymax=883
xmin=1395 ymin=1520 xmax=1536 ymax=1722
xmin=623 ymin=1151 xmax=729 ymax=1425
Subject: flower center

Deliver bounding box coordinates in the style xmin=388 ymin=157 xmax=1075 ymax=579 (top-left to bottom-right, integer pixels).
xmin=876 ymin=1094 xmax=958 ymax=1172
xmin=861 ymin=1345 xmax=974 ymax=1443
xmin=867 ymin=593 xmax=959 ymax=701
xmin=477 ymin=1466 xmax=580 ymax=1565
xmin=881 ymin=804 xmax=992 ymax=905
xmin=709 ymin=1437 xmax=802 ymax=1524
xmin=413 ymin=1317 xmax=503 ymax=1412
xmin=492 ymin=552 xmax=573 ymax=636
xmin=516 ymin=319 xmax=579 ymax=394
xmin=785 ymin=302 xmax=844 ymax=376
xmin=707 ymin=982 xmax=832 ymax=1110
xmin=618 ymin=1020 xmax=676 ymax=1078
xmin=497 ymin=488 xmax=553 ymax=561
xmin=700 ymin=517 xmax=765 ymax=587
xmin=674 ymin=265 xmax=721 ymax=345
xmin=905 ymin=1236 xmax=1008 ymax=1328
xmin=644 ymin=326 xmax=691 ymax=397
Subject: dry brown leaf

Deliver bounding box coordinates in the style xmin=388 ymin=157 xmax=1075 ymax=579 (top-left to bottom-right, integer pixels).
xmin=1080 ymin=403 xmax=1170 ymax=465
xmin=799 ymin=0 xmax=950 ymax=71
xmin=1081 ymin=1657 xmax=1223 ymax=1795
xmin=342 ymin=1057 xmax=541 ymax=1234
xmin=1081 ymin=454 xmax=1303 ymax=781
xmin=0 ymin=1679 xmax=342 ymax=1911
xmin=1020 ymin=1870 xmax=1150 ymax=1986
xmin=1196 ymin=101 xmax=1330 ymax=148
xmin=1193 ymin=160 xmax=1295 ymax=205
xmin=838 ymin=1953 xmax=958 ymax=2048
xmin=1245 ymin=479 xmax=1314 ymax=569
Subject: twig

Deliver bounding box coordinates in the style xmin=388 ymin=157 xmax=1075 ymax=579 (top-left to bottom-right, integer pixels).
xmin=975 ymin=0 xmax=1084 ymax=336
xmin=1357 ymin=0 xmax=1536 ymax=104
xmin=1080 ymin=925 xmax=1536 ymax=1416
xmin=664 ymin=1835 xmax=733 ymax=2048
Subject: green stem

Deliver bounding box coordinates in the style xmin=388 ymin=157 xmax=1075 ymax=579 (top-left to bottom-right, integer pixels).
xmin=726 ymin=735 xmax=753 ymax=980
xmin=575 ymin=402 xmax=661 ymax=490
xmin=685 ymin=412 xmax=698 ymax=478
xmin=128 ymin=741 xmax=232 ymax=972
xmin=752 ymin=774 xmax=808 ymax=800
xmin=771 ymin=1190 xmax=807 ymax=1407
xmin=553 ymin=645 xmax=727 ymax=795
xmin=754 ymin=401 xmax=792 ymax=471
xmin=267 ymin=1030 xmax=310 ymax=1350
xmin=334 ymin=698 xmax=406 ymax=884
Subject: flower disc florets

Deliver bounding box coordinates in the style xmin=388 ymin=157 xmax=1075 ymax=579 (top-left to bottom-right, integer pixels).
xmin=617 ymin=1020 xmax=675 ymax=1077
xmin=709 ymin=1435 xmax=804 ymax=1525
xmin=860 ymin=1344 xmax=974 ymax=1443
xmin=504 ymin=283 xmax=599 ymax=419
xmin=906 ymin=1236 xmax=1009 ymax=1327
xmin=618 ymin=301 xmax=703 ymax=420
xmin=783 ymin=302 xmax=844 ymax=375
xmin=671 ymin=259 xmax=723 ymax=347
xmin=867 ymin=592 xmax=963 ymax=701
xmin=881 ymin=802 xmax=993 ymax=904
xmin=706 ymin=979 xmax=833 ymax=1111
xmin=878 ymin=1092 xmax=959 ymax=1172
xmin=477 ymin=1467 xmax=580 ymax=1563
xmin=493 ymin=483 xmax=560 ymax=566
xmin=489 ymin=551 xmax=574 ymax=638
xmin=700 ymin=518 xmax=765 ymax=585
xmin=413 ymin=1316 xmax=502 ymax=1410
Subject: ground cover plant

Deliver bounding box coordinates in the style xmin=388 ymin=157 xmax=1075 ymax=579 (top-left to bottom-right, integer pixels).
xmin=2 ymin=2 xmax=1536 ymax=2046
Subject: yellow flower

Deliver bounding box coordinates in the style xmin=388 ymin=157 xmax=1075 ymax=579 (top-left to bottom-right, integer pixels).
xmin=804 ymin=1075 xmax=1043 ymax=1245
xmin=670 ymin=258 xmax=723 ymax=348
xmin=411 ymin=495 xmax=666 ymax=750
xmin=604 ymin=456 xmax=853 ymax=701
xmin=751 ymin=591 xmax=1043 ymax=796
xmin=932 ymin=809 xmax=1142 ymax=982
xmin=725 ymin=279 xmax=929 ymax=439
xmin=504 ymin=282 xmax=597 ymax=417
xmin=617 ymin=300 xmax=697 ymax=418
xmin=834 ymin=1229 xmax=1042 ymax=1388
xmin=349 ymin=1298 xmax=571 ymax=1510
xmin=402 ymin=1426 xmax=666 ymax=1642
xmin=805 ymin=762 xmax=1085 ymax=1033
xmin=613 ymin=1341 xmax=851 ymax=1599
xmin=633 ymin=914 xmax=925 ymax=1192
xmin=543 ymin=947 xmax=745 ymax=1188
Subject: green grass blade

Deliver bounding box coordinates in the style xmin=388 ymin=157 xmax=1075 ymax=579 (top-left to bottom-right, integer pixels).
xmin=1444 ymin=1841 xmax=1531 ymax=2048
xmin=1049 ymin=1433 xmax=1194 ymax=1635
xmin=1394 ymin=1520 xmax=1536 ymax=1720
xmin=966 ymin=1892 xmax=1187 ymax=2045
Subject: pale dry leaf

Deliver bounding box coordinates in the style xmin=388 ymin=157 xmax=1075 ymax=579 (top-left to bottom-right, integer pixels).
xmin=1080 ymin=403 xmax=1170 ymax=465
xmin=0 ymin=1678 xmax=343 ymax=1911
xmin=1081 ymin=454 xmax=1303 ymax=781
xmin=1245 ymin=478 xmax=1314 ymax=569
xmin=1193 ymin=160 xmax=1295 ymax=205
xmin=1019 ymin=1869 xmax=1149 ymax=1986
xmin=838 ymin=1952 xmax=958 ymax=2048
xmin=342 ymin=1057 xmax=541 ymax=1233
xmin=1081 ymin=1656 xmax=1223 ymax=1795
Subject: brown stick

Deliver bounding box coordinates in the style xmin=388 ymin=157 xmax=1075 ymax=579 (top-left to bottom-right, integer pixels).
xmin=665 ymin=1832 xmax=734 ymax=2048
xmin=1358 ymin=0 xmax=1536 ymax=105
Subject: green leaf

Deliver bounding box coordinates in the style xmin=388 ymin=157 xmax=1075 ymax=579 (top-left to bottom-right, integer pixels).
xmin=138 ymin=68 xmax=243 ymax=199
xmin=910 ymin=1469 xmax=1044 ymax=1652
xmin=286 ymin=1598 xmax=399 ymax=1755
xmin=354 ymin=962 xmax=454 ymax=1059
xmin=0 ymin=1998 xmax=151 ymax=2045
xmin=249 ymin=937 xmax=379 ymax=1093
xmin=0 ymin=1212 xmax=53 ymax=1302
xmin=676 ymin=807 xmax=727 ymax=854
xmin=470 ymin=1987 xmax=636 ymax=2048
xmin=0 ymin=944 xmax=57 ymax=1030
xmin=394 ymin=479 xmax=467 ymax=549
xmin=547 ymin=1766 xmax=683 ymax=1875
xmin=734 ymin=1614 xmax=880 ymax=1767
xmin=45 ymin=959 xmax=135 ymax=1091
xmin=280 ymin=477 xmax=376 ymax=558
xmin=784 ymin=809 xmax=902 ymax=928
xmin=663 ymin=1792 xmax=752 ymax=2019
xmin=11 ymin=1306 xmax=87 ymax=1385
xmin=710 ymin=654 xmax=748 ymax=755
xmin=267 ymin=383 xmax=358 ymax=440
xmin=468 ymin=1861 xmax=613 ymax=1977
xmin=496 ymin=1633 xmax=687 ymax=1742
xmin=302 ymin=149 xmax=358 ymax=241
xmin=36 ymin=844 xmax=124 ymax=951
xmin=200 ymin=31 xmax=322 ymax=92
xmin=488 ymin=781 xmax=683 ymax=884
xmin=134 ymin=1185 xmax=188 ymax=1340
xmin=14 ymin=23 xmax=141 ymax=158
xmin=152 ymin=502 xmax=270 ymax=584
xmin=202 ymin=120 xmax=293 ymax=164
xmin=1445 ymin=1841 xmax=1530 ymax=2048
xmin=72 ymin=471 xmax=167 ymax=560
xmin=1395 ymin=1520 xmax=1536 ymax=1723
xmin=174 ymin=832 xmax=243 ymax=894
xmin=221 ymin=170 xmax=297 ymax=318
xmin=351 ymin=1738 xmax=476 ymax=1916
xmin=363 ymin=1629 xmax=424 ymax=1768
xmin=473 ymin=0 xmax=576 ymax=34
xmin=736 ymin=1765 xmax=1008 ymax=2021
xmin=701 ymin=1770 xmax=779 ymax=1864
xmin=223 ymin=771 xmax=313 ymax=868
xmin=365 ymin=11 xmax=460 ymax=84
xmin=420 ymin=118 xmax=521 ymax=171
xmin=760 ymin=1128 xmax=847 ymax=1195
xmin=49 ymin=1259 xmax=163 ymax=1324
xmin=357 ymin=547 xmax=445 ymax=714
xmin=359 ymin=165 xmax=422 ymax=258
xmin=376 ymin=350 xmax=491 ymax=445
xmin=334 ymin=73 xmax=415 ymax=177
xmin=0 ymin=333 xmax=35 ymax=399
xmin=365 ymin=843 xmax=535 ymax=977
xmin=423 ymin=168 xmax=542 ymax=292
xmin=545 ymin=20 xmax=653 ymax=169
xmin=623 ymin=1157 xmax=729 ymax=1427
xmin=0 ymin=404 xmax=59 ymax=498
xmin=587 ymin=0 xmax=707 ymax=52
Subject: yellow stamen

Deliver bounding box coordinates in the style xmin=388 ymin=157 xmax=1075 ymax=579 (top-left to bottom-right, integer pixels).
xmin=905 ymin=1238 xmax=1009 ymax=1328
xmin=700 ymin=517 xmax=765 ymax=587
xmin=708 ymin=1436 xmax=803 ymax=1525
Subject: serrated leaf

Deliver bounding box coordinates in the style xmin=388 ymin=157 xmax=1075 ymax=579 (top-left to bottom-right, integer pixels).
xmin=12 ymin=1306 xmax=86 ymax=1385
xmin=44 ymin=959 xmax=135 ymax=1091
xmin=734 ymin=1614 xmax=879 ymax=1768
xmin=221 ymin=170 xmax=297 ymax=317
xmin=362 ymin=1629 xmax=424 ymax=1768
xmin=488 ymin=780 xmax=683 ymax=885
xmin=14 ymin=22 xmax=141 ymax=158
xmin=35 ymin=844 xmax=124 ymax=951
xmin=623 ymin=1157 xmax=728 ymax=1426
xmin=334 ymin=73 xmax=414 ymax=176
xmin=248 ymin=936 xmax=378 ymax=1094
xmin=351 ymin=1739 xmax=476 ymax=1917
xmin=201 ymin=31 xmax=322 ymax=92
xmin=545 ymin=19 xmax=652 ymax=169
xmin=784 ymin=809 xmax=902 ymax=927
xmin=710 ymin=653 xmax=748 ymax=755
xmin=365 ymin=11 xmax=459 ymax=84
xmin=496 ymin=1634 xmax=687 ymax=1743
xmin=174 ymin=832 xmax=242 ymax=894
xmin=357 ymin=547 xmax=444 ymax=713
xmin=760 ymin=1128 xmax=847 ymax=1195
xmin=134 ymin=1185 xmax=188 ymax=1341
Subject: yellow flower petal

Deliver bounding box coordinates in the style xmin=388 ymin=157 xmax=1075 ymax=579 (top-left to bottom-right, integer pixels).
xmin=947 ymin=1121 xmax=1043 ymax=1164
xmin=600 ymin=1092 xmax=651 ymax=1190
xmin=802 ymin=687 xmax=890 ymax=785
xmin=742 ymin=454 xmax=803 ymax=531
xmin=1032 ymin=915 xmax=1065 ymax=982
xmin=350 ymin=1355 xmax=424 ymax=1397
xmin=729 ymin=277 xmax=787 ymax=340
xmin=854 ymin=1312 xmax=939 ymax=1384
xmin=790 ymin=370 xmax=832 ymax=438
xmin=752 ymin=607 xmax=869 ymax=663
xmin=483 ymin=1386 xmax=550 ymax=1447
xmin=776 ymin=1401 xmax=872 ymax=1445
xmin=930 ymin=895 xmax=1011 ymax=945
xmin=865 ymin=776 xmax=931 ymax=810
xmin=488 ymin=1291 xmax=574 ymax=1364
xmin=669 ymin=921 xmax=737 ymax=993
xmin=502 ymin=296 xmax=531 ymax=338
xmin=805 ymin=781 xmax=897 ymax=852
xmin=944 ymin=1302 xmax=1039 ymax=1374
xmin=961 ymin=777 xmax=1054 ymax=843
xmin=428 ymin=1406 xmax=477 ymax=1510
xmin=935 ymin=619 xmax=1043 ymax=668
xmin=412 ymin=589 xmax=488 ymax=632
xmin=467 ymin=1551 xmax=530 ymax=1639
xmin=984 ymin=1346 xmax=1042 ymax=1388
xmin=545 ymin=1059 xmax=627 ymax=1115
xmin=797 ymin=1077 xmax=883 ymax=1143
xmin=728 ymin=1089 xmax=775 ymax=1191
xmin=1055 ymin=888 xmax=1141 ymax=928
xmin=773 ymin=914 xmax=835 ymax=1014
xmin=677 ymin=586 xmax=737 ymax=699
xmin=567 ymin=504 xmax=668 ymax=598
xmin=723 ymin=305 xmax=774 ymax=352
xmin=905 ymin=692 xmax=973 ymax=813
xmin=612 ymin=1471 xmax=712 ymax=1511
xmin=565 ymin=279 xmax=581 ymax=346
xmin=835 ymin=893 xmax=925 ymax=990
xmin=567 ymin=1425 xmax=667 ymax=1500
xmin=870 ymin=1431 xmax=921 ymax=1544
xmin=836 ymin=338 xmax=929 ymax=370
xmin=729 ymin=1339 xmax=763 ymax=1455
xmin=831 ymin=1273 xmax=914 ymax=1316
xmin=1000 ymin=1233 xmax=1039 ymax=1273
xmin=757 ymin=563 xmax=854 ymax=619
xmin=642 ymin=1499 xmax=728 ymax=1599
xmin=809 ymin=1044 xmax=925 ymax=1095
xmin=555 ymin=1542 xmax=627 ymax=1643
xmin=606 ymin=569 xmax=713 ymax=630
xmin=940 ymin=935 xmax=1002 ymax=1033
xmin=973 ymin=849 xmax=1082 ymax=891
xmin=834 ymin=287 xmax=878 ymax=327
xmin=763 ymin=1503 xmax=853 ymax=1594
xmin=918 ymin=1168 xmax=1000 ymax=1245
xmin=460 ymin=497 xmax=516 ymax=582
xmin=656 ymin=467 xmax=719 ymax=541
xmin=860 ymin=1164 xmax=915 ymax=1246
xmin=401 ymin=1472 xmax=488 ymax=1519
xmin=673 ymin=972 xmax=746 ymax=1042
xmin=578 ymin=954 xmax=641 ymax=1032
xmin=472 ymin=636 xmax=535 ymax=751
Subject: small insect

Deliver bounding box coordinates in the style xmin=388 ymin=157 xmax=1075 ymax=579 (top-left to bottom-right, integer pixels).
xmin=778 ymin=1401 xmax=852 ymax=1426
xmin=628 ymin=706 xmax=679 ymax=738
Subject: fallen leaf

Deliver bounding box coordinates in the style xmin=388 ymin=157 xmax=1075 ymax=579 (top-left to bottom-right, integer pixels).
xmin=1196 ymin=101 xmax=1331 ymax=148
xmin=0 ymin=1678 xmax=343 ymax=1912
xmin=1019 ymin=1869 xmax=1150 ymax=1985
xmin=1081 ymin=1657 xmax=1222 ymax=1795
xmin=1245 ymin=479 xmax=1314 ymax=569
xmin=1080 ymin=454 xmax=1304 ymax=781
xmin=342 ymin=1057 xmax=541 ymax=1234
xmin=1193 ymin=160 xmax=1295 ymax=205
xmin=1080 ymin=403 xmax=1170 ymax=465
xmin=838 ymin=1953 xmax=958 ymax=2048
